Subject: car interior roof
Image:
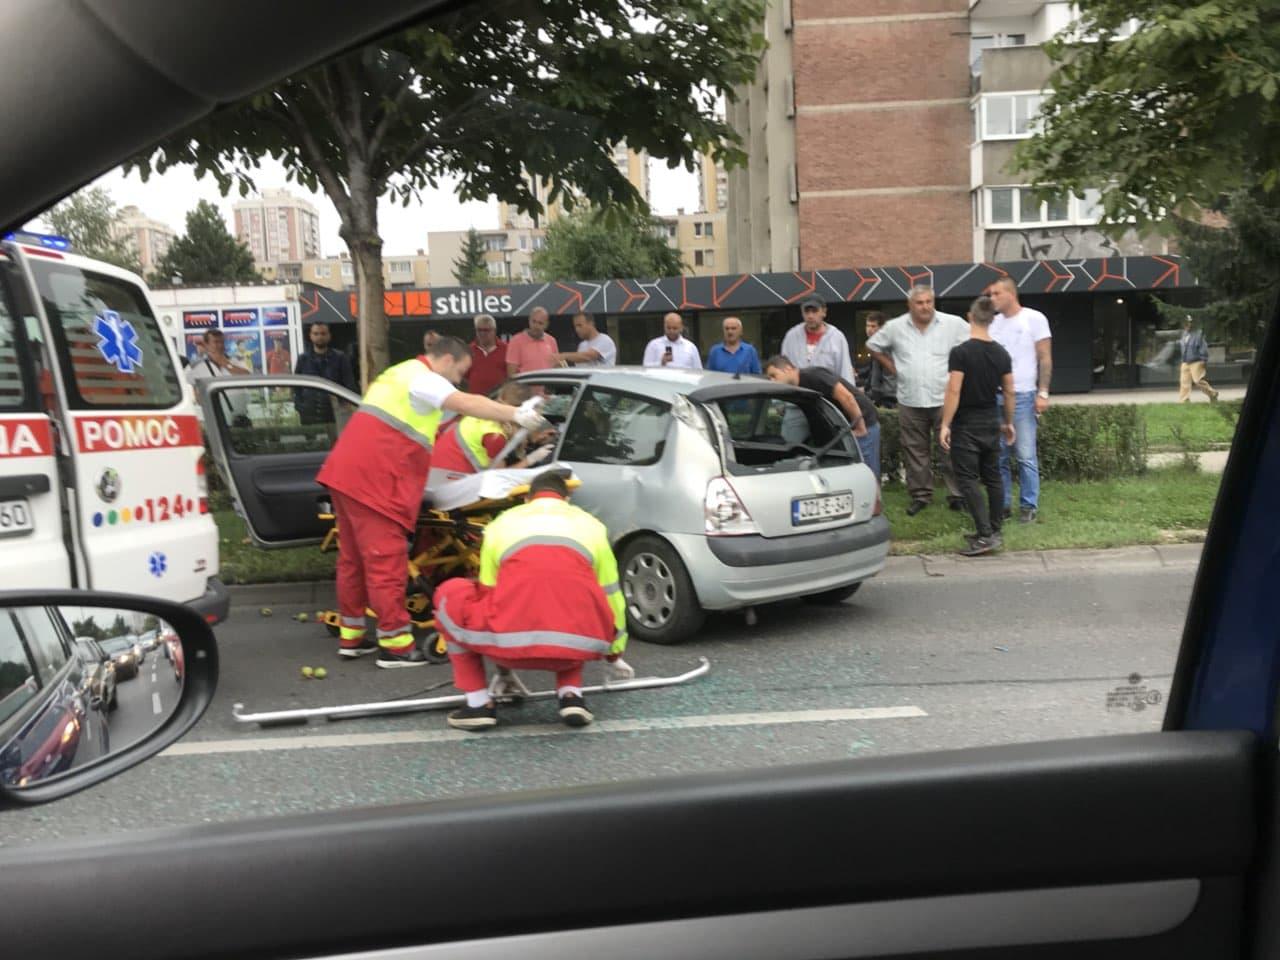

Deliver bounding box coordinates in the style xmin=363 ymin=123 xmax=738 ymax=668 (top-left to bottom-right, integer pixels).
xmin=0 ymin=0 xmax=460 ymax=232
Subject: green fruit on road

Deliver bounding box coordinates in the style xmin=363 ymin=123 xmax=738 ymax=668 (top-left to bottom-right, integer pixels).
xmin=295 ymin=612 xmax=310 ymax=622
xmin=301 ymin=666 xmax=314 ymax=678
xmin=313 ymin=667 xmax=328 ymax=680
xmin=260 ymin=607 xmax=273 ymax=617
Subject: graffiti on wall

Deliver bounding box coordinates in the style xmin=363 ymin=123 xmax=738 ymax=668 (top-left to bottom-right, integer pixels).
xmin=986 ymin=227 xmax=1168 ymax=263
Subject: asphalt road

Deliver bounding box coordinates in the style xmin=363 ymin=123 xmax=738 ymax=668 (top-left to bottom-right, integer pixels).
xmin=0 ymin=549 xmax=1196 ymax=847
xmin=105 ymin=650 xmax=180 ymax=753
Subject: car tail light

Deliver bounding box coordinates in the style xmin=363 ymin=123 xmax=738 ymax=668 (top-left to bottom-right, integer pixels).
xmin=704 ymin=477 xmax=759 ymax=536
xmin=196 ymin=456 xmax=209 ymax=514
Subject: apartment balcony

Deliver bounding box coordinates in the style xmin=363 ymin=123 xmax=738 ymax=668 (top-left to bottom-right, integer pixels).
xmin=971 ymin=43 xmax=1054 ymax=95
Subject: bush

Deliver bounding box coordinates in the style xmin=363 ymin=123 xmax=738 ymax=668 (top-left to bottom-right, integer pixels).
xmin=876 ymin=403 xmax=1148 ymax=485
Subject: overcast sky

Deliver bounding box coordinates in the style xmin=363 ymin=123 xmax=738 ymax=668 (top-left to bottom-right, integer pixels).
xmin=74 ymin=156 xmax=700 ymax=259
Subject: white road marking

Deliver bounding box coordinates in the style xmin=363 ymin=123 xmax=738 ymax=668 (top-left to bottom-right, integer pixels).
xmin=160 ymin=706 xmax=927 ymax=757
xmin=151 ymin=692 xmax=163 ymax=715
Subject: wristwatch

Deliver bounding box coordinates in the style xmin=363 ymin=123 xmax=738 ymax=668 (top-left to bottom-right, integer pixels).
xmin=1037 ymin=391 xmax=1050 ymax=400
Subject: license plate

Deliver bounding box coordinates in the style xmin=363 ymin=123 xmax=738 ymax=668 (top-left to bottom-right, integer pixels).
xmin=791 ymin=491 xmax=853 ymax=526
xmin=0 ymin=498 xmax=33 ymax=537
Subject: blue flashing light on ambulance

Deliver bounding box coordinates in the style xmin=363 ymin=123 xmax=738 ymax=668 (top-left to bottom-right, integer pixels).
xmin=0 ymin=231 xmax=227 ymax=624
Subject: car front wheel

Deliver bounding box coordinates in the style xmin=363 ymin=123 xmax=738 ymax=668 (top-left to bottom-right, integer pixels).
xmin=620 ymin=535 xmax=705 ymax=645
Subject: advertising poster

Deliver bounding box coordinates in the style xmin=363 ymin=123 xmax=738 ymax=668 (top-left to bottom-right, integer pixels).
xmin=221 ymin=307 xmax=260 ymax=327
xmin=223 ymin=330 xmax=263 ymax=373
xmin=182 ymin=310 xmax=218 ymax=330
xmin=262 ymin=305 xmax=290 ymax=327
xmin=184 ymin=333 xmax=208 ymax=363
xmin=264 ymin=330 xmax=293 ymax=375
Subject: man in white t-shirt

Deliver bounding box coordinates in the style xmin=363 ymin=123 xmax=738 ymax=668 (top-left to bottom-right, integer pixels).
xmin=552 ymin=312 xmax=617 ymax=366
xmin=185 ymin=328 xmax=250 ymax=423
xmin=988 ymin=277 xmax=1052 ymax=524
xmin=642 ymin=312 xmax=702 ymax=370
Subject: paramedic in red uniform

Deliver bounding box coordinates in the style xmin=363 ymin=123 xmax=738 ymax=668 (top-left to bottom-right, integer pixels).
xmin=433 ymin=471 xmax=630 ymax=729
xmin=317 ymin=336 xmax=545 ymax=668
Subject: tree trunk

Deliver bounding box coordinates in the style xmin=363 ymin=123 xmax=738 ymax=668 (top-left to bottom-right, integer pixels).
xmin=340 ymin=177 xmax=388 ymax=391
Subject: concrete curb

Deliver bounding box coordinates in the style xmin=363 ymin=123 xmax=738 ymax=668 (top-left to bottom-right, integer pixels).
xmin=227 ymin=542 xmax=1205 ymax=604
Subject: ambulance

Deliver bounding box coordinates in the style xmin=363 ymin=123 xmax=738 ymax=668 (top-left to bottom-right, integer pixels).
xmin=0 ymin=232 xmax=227 ymax=623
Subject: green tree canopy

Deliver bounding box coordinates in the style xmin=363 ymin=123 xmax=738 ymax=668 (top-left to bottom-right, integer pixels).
xmin=452 ymin=227 xmax=489 ymax=285
xmin=1013 ymin=1 xmax=1280 ymax=227
xmin=531 ymin=208 xmax=686 ymax=281
xmin=125 ymin=0 xmax=764 ymax=384
xmin=153 ymin=200 xmax=260 ymax=286
xmin=41 ymin=186 xmax=141 ymax=272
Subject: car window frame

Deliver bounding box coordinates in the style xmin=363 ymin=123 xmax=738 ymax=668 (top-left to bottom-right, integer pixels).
xmin=558 ymin=385 xmax=673 ymax=468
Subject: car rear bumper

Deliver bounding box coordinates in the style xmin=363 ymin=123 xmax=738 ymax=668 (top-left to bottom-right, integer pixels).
xmin=188 ymin=576 xmax=230 ymax=626
xmin=670 ymin=516 xmax=891 ymax=611
xmin=706 ymin=515 xmax=891 ymax=567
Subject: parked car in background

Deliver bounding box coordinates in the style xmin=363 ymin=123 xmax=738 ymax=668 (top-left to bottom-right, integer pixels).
xmin=73 ymin=638 xmax=117 ymax=712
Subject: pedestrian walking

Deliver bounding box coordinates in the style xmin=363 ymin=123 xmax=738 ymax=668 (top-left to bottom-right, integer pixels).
xmin=988 ymin=277 xmax=1052 ymax=523
xmin=505 ymin=307 xmax=560 ymax=376
xmin=434 ymin=471 xmax=630 ymax=731
xmin=293 ymin=322 xmax=357 ymax=424
xmin=316 ymin=336 xmax=544 ymax=668
xmin=764 ymin=354 xmax=880 ymax=481
xmin=643 ymin=312 xmax=702 ymax=369
xmin=862 ymin=312 xmax=897 ymax=407
xmin=1178 ymin=316 xmax=1220 ymax=403
xmin=466 ymin=314 xmax=508 ymax=396
xmin=780 ymin=296 xmax=855 ymax=383
xmin=866 ymin=285 xmax=969 ymax=515
xmin=706 ymin=316 xmax=762 ymax=375
xmin=939 ymin=296 xmax=1016 ymax=557
xmin=552 ymin=312 xmax=617 ymax=366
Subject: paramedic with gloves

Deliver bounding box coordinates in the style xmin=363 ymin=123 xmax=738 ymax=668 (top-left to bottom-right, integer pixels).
xmin=429 ymin=382 xmax=556 ymax=485
xmin=317 ymin=336 xmax=545 ymax=668
xmin=433 ymin=471 xmax=631 ymax=730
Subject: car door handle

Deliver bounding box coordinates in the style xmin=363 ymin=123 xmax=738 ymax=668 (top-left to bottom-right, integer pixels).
xmin=0 ymin=473 xmax=51 ymax=497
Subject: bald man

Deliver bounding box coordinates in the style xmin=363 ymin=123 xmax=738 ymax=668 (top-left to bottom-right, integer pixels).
xmin=642 ymin=312 xmax=702 ymax=370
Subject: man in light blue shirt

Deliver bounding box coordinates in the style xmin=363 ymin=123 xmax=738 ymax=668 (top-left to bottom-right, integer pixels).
xmin=867 ymin=285 xmax=970 ymax=515
xmin=706 ymin=316 xmax=761 ymax=375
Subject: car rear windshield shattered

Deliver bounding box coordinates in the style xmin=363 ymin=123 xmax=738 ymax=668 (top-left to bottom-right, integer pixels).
xmin=712 ymin=395 xmax=858 ymax=475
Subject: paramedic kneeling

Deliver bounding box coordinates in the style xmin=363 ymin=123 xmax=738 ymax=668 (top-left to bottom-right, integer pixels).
xmin=317 ymin=337 xmax=545 ymax=668
xmin=433 ymin=471 xmax=629 ymax=730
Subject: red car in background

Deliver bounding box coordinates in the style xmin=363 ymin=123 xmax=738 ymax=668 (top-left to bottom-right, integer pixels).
xmin=163 ymin=633 xmax=184 ymax=685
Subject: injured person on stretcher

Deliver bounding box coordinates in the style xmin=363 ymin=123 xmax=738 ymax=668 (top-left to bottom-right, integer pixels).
xmin=432 ymin=470 xmax=633 ymax=731
xmin=428 ymin=383 xmax=558 ymax=488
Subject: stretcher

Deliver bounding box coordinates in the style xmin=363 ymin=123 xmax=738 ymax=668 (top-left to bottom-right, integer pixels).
xmin=232 ymin=657 xmax=712 ymax=726
xmin=315 ymin=463 xmax=580 ymax=661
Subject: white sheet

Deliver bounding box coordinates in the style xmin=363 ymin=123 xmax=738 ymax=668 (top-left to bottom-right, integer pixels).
xmin=424 ymin=463 xmax=577 ymax=512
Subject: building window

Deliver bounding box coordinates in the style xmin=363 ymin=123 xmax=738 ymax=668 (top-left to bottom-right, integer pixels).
xmin=389 ymin=260 xmax=412 ymax=277
xmin=703 ymin=221 xmax=714 ymax=238
xmin=985 ymin=187 xmax=1097 ymax=227
xmin=703 ymin=249 xmax=715 ymax=268
xmin=484 ymin=236 xmax=505 ymax=252
xmin=980 ymin=93 xmax=1042 ymax=139
xmin=487 ymin=260 xmax=507 ymax=279
xmin=519 ymin=236 xmax=527 ymax=250
xmin=314 ymin=263 xmax=330 ymax=278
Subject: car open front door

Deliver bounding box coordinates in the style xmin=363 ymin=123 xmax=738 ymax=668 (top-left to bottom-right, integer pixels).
xmin=198 ymin=374 xmax=359 ymax=547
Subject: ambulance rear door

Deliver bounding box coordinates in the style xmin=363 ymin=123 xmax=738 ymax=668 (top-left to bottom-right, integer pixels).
xmin=0 ymin=258 xmax=71 ymax=589
xmin=13 ymin=246 xmax=219 ymax=605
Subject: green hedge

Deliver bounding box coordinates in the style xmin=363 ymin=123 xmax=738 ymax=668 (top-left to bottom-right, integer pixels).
xmin=877 ymin=403 xmax=1148 ymax=484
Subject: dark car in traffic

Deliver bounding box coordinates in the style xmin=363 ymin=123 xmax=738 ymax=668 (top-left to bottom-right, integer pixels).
xmin=99 ymin=637 xmax=141 ymax=681
xmin=74 ymin=638 xmax=117 ymax=712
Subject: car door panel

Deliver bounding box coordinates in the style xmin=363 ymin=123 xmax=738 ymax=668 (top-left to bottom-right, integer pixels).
xmin=199 ymin=375 xmax=359 ymax=547
xmin=0 ymin=730 xmax=1253 ymax=960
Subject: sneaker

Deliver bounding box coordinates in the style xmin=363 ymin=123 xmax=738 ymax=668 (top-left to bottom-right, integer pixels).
xmin=906 ymin=499 xmax=929 ymax=517
xmin=947 ymin=497 xmax=965 ymax=512
xmin=447 ymin=701 xmax=497 ymax=731
xmin=959 ymin=537 xmax=996 ymax=557
xmin=376 ymin=645 xmax=431 ymax=669
xmin=964 ymin=531 xmax=1003 ymax=549
xmin=1019 ymin=507 xmax=1037 ymax=524
xmin=558 ymin=693 xmax=594 ymax=728
xmin=337 ymin=637 xmax=378 ymax=659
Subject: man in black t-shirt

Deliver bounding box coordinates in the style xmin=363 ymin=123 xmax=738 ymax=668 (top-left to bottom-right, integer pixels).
xmin=939 ymin=296 xmax=1016 ymax=556
xmin=764 ymin=354 xmax=881 ymax=480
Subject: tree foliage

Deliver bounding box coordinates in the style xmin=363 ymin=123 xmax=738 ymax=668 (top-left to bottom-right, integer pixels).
xmin=153 ymin=200 xmax=260 ymax=286
xmin=71 ymin=617 xmax=106 ymax=642
xmin=125 ymin=0 xmax=765 ymax=383
xmin=1013 ymin=1 xmax=1280 ymax=227
xmin=42 ymin=186 xmax=141 ymax=272
xmin=531 ymin=208 xmax=687 ymax=281
xmin=452 ymin=227 xmax=489 ymax=285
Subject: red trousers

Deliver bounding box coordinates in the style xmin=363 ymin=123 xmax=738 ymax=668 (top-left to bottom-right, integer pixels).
xmin=332 ymin=490 xmax=412 ymax=648
xmin=449 ymin=650 xmax=584 ymax=694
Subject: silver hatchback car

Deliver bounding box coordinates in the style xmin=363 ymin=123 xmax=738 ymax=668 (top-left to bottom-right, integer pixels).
xmin=513 ymin=367 xmax=891 ymax=644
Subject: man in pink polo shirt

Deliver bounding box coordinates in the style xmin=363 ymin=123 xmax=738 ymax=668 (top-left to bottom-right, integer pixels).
xmin=506 ymin=307 xmax=559 ymax=376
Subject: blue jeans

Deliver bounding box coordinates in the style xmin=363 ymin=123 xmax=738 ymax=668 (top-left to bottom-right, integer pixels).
xmin=998 ymin=391 xmax=1040 ymax=511
xmin=856 ymin=421 xmax=881 ymax=482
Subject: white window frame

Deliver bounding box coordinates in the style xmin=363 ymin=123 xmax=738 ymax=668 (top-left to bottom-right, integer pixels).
xmin=977 ymin=92 xmax=1043 ymax=141
xmin=983 ymin=186 xmax=1100 ymax=228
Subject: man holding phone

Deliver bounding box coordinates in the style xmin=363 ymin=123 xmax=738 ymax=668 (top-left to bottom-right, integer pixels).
xmin=643 ymin=312 xmax=702 ymax=370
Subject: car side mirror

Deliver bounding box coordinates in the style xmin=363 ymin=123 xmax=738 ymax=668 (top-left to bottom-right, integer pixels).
xmin=0 ymin=590 xmax=217 ymax=807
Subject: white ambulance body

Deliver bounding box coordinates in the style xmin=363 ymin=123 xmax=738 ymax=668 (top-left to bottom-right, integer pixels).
xmin=0 ymin=233 xmax=227 ymax=623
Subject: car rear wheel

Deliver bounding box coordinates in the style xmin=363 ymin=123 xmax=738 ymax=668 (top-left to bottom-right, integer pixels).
xmin=803 ymin=582 xmax=863 ymax=605
xmin=620 ymin=535 xmax=704 ymax=645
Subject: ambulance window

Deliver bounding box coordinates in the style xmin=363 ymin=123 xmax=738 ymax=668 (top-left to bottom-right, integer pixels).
xmin=0 ymin=612 xmax=38 ymax=727
xmin=30 ymin=261 xmax=181 ymax=409
xmin=0 ymin=300 xmax=33 ymax=411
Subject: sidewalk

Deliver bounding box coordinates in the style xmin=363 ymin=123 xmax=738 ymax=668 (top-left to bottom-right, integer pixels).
xmin=1060 ymin=386 xmax=1246 ymax=406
